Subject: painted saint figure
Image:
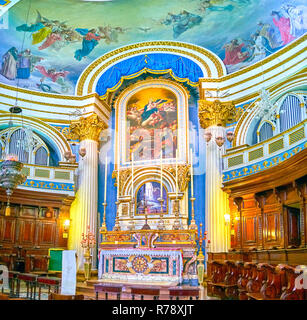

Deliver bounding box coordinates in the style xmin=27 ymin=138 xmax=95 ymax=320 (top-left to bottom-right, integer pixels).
xmin=17 ymin=49 xmax=43 ymax=79
xmin=74 ymin=28 xmax=101 ymax=61
xmin=246 ymin=32 xmax=279 ymax=64
xmin=281 ymin=4 xmax=307 ymax=38
xmin=38 ymin=33 xmax=62 ymax=50
xmin=257 ymin=21 xmax=281 ymax=49
xmin=1 ymin=47 xmax=18 ymax=80
xmin=162 ymin=10 xmax=202 ymax=38
xmin=222 ymin=39 xmax=249 ymax=66
xmin=271 ymin=11 xmax=295 ymax=45
xmin=141 ymin=99 xmax=167 ymax=127
xmin=35 ymin=65 xmax=70 ymax=93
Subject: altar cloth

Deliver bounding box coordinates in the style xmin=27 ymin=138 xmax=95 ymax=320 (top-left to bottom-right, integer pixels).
xmin=98 ymin=248 xmax=183 ymax=284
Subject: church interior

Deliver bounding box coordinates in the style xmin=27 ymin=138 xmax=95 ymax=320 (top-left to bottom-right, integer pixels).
xmin=0 ymin=0 xmax=306 ymax=301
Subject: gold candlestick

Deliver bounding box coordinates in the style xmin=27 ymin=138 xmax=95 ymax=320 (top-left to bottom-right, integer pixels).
xmin=101 ymin=202 xmax=107 ymax=232
xmin=157 ymin=197 xmax=165 ymax=230
xmin=172 ymin=197 xmax=181 ymax=230
xmin=197 ymin=223 xmax=205 ymax=286
xmin=113 ymin=201 xmax=121 ymax=231
xmin=189 ymin=197 xmax=198 ymax=231
xmin=128 ymin=198 xmax=135 ymax=230
xmin=141 ymin=201 xmax=151 ymax=230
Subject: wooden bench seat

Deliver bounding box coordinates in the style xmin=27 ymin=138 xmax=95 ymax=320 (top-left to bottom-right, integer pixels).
xmin=94 ymin=283 xmax=122 ymax=300
xmin=169 ymin=286 xmax=200 ymax=300
xmin=37 ymin=276 xmax=61 ymax=300
xmin=130 ymin=286 xmax=160 ymax=300
xmin=247 ymin=292 xmax=280 ymax=300
xmin=207 ymin=282 xmax=237 ymax=288
xmin=17 ymin=273 xmax=38 ymax=300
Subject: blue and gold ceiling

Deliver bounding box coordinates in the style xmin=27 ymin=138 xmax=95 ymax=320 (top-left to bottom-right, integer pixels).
xmin=0 ymin=0 xmax=306 ymax=95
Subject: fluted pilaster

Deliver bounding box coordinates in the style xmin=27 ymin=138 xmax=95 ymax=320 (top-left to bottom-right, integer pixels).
xmin=198 ymin=99 xmax=238 ymax=253
xmin=205 ymin=126 xmax=230 ymax=253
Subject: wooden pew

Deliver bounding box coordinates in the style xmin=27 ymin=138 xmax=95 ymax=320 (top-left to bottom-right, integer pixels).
xmin=238 ymin=262 xmax=254 ymax=300
xmin=94 ymin=283 xmax=122 ymax=300
xmin=279 ymin=265 xmax=305 ymax=300
xmin=130 ymin=286 xmax=160 ymax=300
xmin=246 ymin=263 xmax=268 ymax=294
xmin=48 ymin=293 xmax=84 ymax=300
xmin=169 ymin=287 xmax=200 ymax=300
xmin=208 ymin=261 xmax=237 ymax=299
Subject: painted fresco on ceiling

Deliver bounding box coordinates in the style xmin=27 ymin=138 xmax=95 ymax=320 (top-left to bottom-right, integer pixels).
xmin=0 ymin=0 xmax=306 ymax=95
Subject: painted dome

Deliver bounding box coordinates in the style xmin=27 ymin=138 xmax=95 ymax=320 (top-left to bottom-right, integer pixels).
xmin=0 ymin=0 xmax=306 ymax=95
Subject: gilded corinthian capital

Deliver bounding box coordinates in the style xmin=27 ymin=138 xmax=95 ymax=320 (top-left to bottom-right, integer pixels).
xmin=69 ymin=114 xmax=108 ymax=142
xmin=198 ymin=99 xmax=241 ymax=129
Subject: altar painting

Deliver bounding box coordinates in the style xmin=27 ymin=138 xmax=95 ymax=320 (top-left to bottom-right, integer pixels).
xmin=136 ymin=181 xmax=167 ymax=215
xmin=126 ymin=87 xmax=177 ymax=162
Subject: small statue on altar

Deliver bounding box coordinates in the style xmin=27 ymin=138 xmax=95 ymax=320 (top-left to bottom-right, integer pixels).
xmin=80 ymin=226 xmax=96 ymax=282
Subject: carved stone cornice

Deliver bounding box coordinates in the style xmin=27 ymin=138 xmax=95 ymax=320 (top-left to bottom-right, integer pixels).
xmin=164 ymin=164 xmax=191 ymax=193
xmin=69 ymin=114 xmax=108 ymax=142
xmin=198 ymin=99 xmax=241 ymax=129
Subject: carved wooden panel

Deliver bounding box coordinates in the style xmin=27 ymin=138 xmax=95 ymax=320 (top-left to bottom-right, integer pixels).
xmin=37 ymin=221 xmax=57 ymax=246
xmin=20 ymin=206 xmax=38 ymax=218
xmin=17 ymin=219 xmax=36 ymax=246
xmin=0 ymin=217 xmax=16 ymax=244
xmin=243 ymin=216 xmax=257 ymax=245
xmin=264 ymin=211 xmax=281 ymax=248
xmin=287 ymin=207 xmax=300 ymax=247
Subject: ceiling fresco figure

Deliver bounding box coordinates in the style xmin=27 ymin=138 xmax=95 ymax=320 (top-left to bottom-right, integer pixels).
xmin=0 ymin=47 xmax=18 ymax=80
xmin=161 ymin=10 xmax=202 ymax=38
xmin=74 ymin=28 xmax=102 ymax=61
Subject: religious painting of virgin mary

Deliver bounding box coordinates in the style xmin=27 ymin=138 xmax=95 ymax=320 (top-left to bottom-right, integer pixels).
xmin=126 ymin=87 xmax=177 ymax=162
xmin=136 ymin=181 xmax=167 ymax=215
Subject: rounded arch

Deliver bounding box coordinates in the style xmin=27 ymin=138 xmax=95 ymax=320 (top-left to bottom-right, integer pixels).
xmin=122 ymin=167 xmax=177 ymax=198
xmin=114 ymin=78 xmax=189 ymax=167
xmin=234 ymin=85 xmax=306 ymax=147
xmin=76 ymin=41 xmax=226 ymax=96
xmin=0 ymin=114 xmax=71 ymax=162
xmin=257 ymin=120 xmax=275 ymax=143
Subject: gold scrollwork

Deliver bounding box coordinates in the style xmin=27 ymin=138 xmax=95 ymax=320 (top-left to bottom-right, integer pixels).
xmin=198 ymin=99 xmax=241 ymax=129
xmin=164 ymin=164 xmax=191 ymax=193
xmin=112 ymin=168 xmax=131 ymax=196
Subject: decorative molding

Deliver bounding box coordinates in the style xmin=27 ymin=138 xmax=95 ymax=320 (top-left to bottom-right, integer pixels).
xmin=69 ymin=114 xmax=107 ymax=142
xmin=112 ymin=164 xmax=191 ymax=197
xmin=164 ymin=164 xmax=191 ymax=193
xmin=200 ymin=34 xmax=307 ymax=84
xmin=223 ymin=141 xmax=307 ymax=184
xmin=88 ymin=48 xmax=210 ymax=96
xmin=198 ymin=99 xmax=241 ymax=129
xmin=112 ymin=168 xmax=131 ymax=197
xmin=76 ymin=41 xmax=225 ymax=95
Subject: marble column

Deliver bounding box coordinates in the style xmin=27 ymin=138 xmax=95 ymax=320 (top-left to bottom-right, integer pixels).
xmin=68 ymin=114 xmax=107 ymax=270
xmin=199 ymin=99 xmax=237 ymax=253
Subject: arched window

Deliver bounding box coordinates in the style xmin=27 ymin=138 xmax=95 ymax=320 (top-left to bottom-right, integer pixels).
xmin=279 ymin=95 xmax=301 ymax=132
xmin=258 ymin=122 xmax=274 ymax=142
xmin=9 ymin=129 xmax=29 ymax=163
xmin=35 ymin=147 xmax=48 ymax=166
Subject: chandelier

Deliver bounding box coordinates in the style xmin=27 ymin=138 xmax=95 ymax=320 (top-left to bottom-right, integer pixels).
xmin=254 ymin=87 xmax=276 ymax=120
xmin=0 ymin=155 xmax=27 ymax=216
xmin=0 ymin=93 xmax=29 ymax=215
